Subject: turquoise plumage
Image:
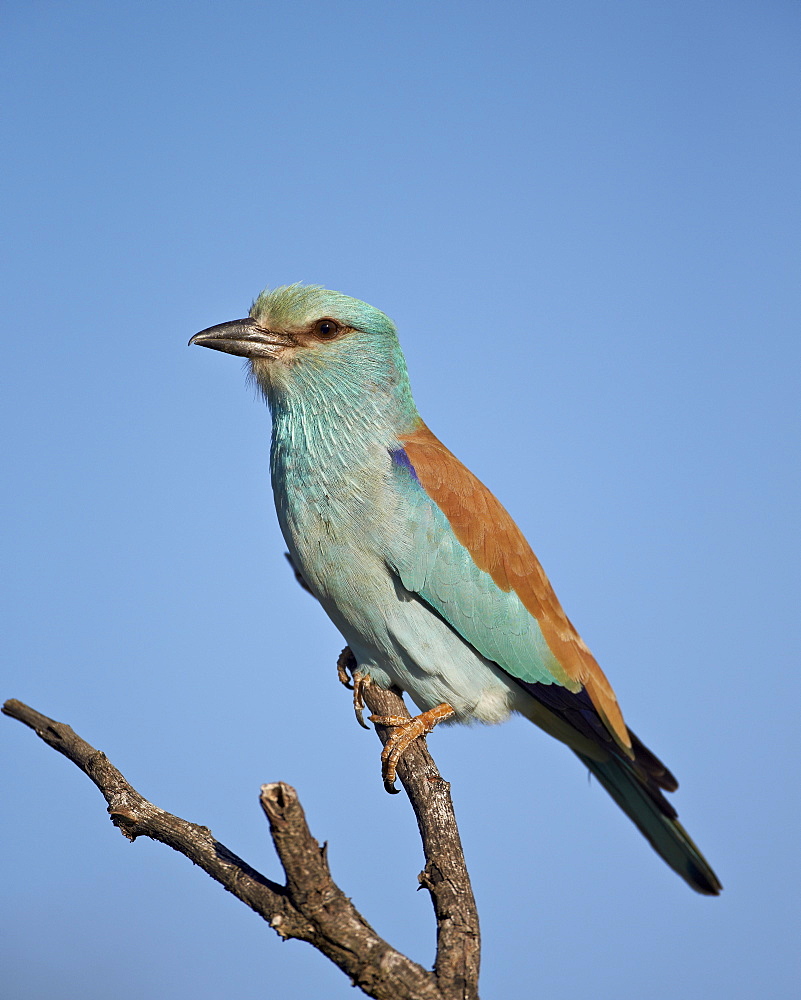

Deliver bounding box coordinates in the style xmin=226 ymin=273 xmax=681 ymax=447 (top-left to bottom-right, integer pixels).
xmin=190 ymin=283 xmax=721 ymax=896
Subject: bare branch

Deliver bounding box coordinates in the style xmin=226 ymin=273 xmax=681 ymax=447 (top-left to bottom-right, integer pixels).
xmin=2 ymin=698 xmax=443 ymax=1000
xmin=362 ymin=683 xmax=481 ymax=1000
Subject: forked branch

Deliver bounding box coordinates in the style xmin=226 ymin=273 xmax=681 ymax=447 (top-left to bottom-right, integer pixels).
xmin=3 ymin=688 xmax=479 ymax=1000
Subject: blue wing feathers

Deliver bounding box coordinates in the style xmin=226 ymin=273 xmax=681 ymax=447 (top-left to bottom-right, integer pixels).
xmin=388 ymin=448 xmax=564 ymax=687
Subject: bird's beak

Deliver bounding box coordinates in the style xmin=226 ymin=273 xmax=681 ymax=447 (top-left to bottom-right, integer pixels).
xmin=189 ymin=318 xmax=294 ymax=359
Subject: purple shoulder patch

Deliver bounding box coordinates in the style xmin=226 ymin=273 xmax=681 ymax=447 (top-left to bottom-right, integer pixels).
xmin=389 ymin=446 xmax=420 ymax=483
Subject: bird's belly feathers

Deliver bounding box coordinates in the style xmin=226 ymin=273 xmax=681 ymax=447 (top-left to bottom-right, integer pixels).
xmin=274 ymin=469 xmax=519 ymax=724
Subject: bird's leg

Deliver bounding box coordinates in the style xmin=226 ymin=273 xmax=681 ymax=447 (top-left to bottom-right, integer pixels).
xmin=370 ymin=703 xmax=455 ymax=793
xmin=336 ymin=646 xmax=454 ymax=781
xmin=336 ymin=646 xmax=371 ymax=730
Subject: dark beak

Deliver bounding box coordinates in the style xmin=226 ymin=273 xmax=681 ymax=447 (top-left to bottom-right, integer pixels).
xmin=189 ymin=318 xmax=294 ymax=359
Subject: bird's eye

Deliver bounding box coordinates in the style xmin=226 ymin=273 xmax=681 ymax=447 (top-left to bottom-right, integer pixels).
xmin=314 ymin=319 xmax=340 ymax=340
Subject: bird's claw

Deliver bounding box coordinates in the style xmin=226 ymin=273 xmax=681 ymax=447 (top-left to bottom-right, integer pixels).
xmin=336 ymin=647 xmax=371 ymax=729
xmin=352 ymin=671 xmax=371 ymax=730
xmin=336 ymin=646 xmax=357 ymax=689
xmin=370 ymin=703 xmax=455 ymax=793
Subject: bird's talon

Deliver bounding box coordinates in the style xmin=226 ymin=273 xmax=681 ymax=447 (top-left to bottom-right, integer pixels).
xmin=336 ymin=646 xmax=357 ymax=689
xmin=352 ymin=671 xmax=371 ymax=730
xmin=384 ymin=779 xmax=401 ymax=795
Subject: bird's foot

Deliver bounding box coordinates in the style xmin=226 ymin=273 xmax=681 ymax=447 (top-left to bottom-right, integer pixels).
xmin=336 ymin=646 xmax=357 ymax=689
xmin=337 ymin=647 xmax=371 ymax=730
xmin=369 ymin=703 xmax=455 ymax=793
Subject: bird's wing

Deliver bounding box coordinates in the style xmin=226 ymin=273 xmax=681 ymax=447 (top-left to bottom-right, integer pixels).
xmin=387 ymin=422 xmax=632 ymax=755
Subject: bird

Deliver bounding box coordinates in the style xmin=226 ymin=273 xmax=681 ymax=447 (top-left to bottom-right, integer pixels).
xmin=190 ymin=283 xmax=721 ymax=895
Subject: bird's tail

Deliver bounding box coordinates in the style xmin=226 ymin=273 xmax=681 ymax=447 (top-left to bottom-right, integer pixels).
xmin=575 ymin=750 xmax=722 ymax=895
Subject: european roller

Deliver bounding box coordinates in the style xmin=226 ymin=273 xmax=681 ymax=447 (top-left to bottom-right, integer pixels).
xmin=190 ymin=283 xmax=721 ymax=896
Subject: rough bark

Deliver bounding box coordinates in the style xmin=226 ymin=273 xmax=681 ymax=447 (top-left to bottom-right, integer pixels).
xmin=3 ymin=691 xmax=480 ymax=1000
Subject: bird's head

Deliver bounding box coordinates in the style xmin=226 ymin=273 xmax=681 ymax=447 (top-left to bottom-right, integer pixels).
xmin=190 ymin=284 xmax=417 ymax=426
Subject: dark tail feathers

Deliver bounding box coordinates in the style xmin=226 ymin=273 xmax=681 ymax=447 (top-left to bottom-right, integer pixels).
xmin=575 ymin=749 xmax=722 ymax=895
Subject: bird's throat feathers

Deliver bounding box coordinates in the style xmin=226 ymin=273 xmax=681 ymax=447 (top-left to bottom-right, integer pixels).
xmin=244 ymin=285 xmax=421 ymax=508
xmin=263 ymin=345 xmax=423 ymax=585
xmin=254 ymin=332 xmax=421 ymax=468
xmin=266 ymin=358 xmax=418 ymax=486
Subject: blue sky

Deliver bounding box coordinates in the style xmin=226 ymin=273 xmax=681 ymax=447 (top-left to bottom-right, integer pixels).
xmin=2 ymin=2 xmax=799 ymax=997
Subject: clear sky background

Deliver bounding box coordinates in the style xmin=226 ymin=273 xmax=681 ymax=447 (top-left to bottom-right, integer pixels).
xmin=2 ymin=2 xmax=799 ymax=998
